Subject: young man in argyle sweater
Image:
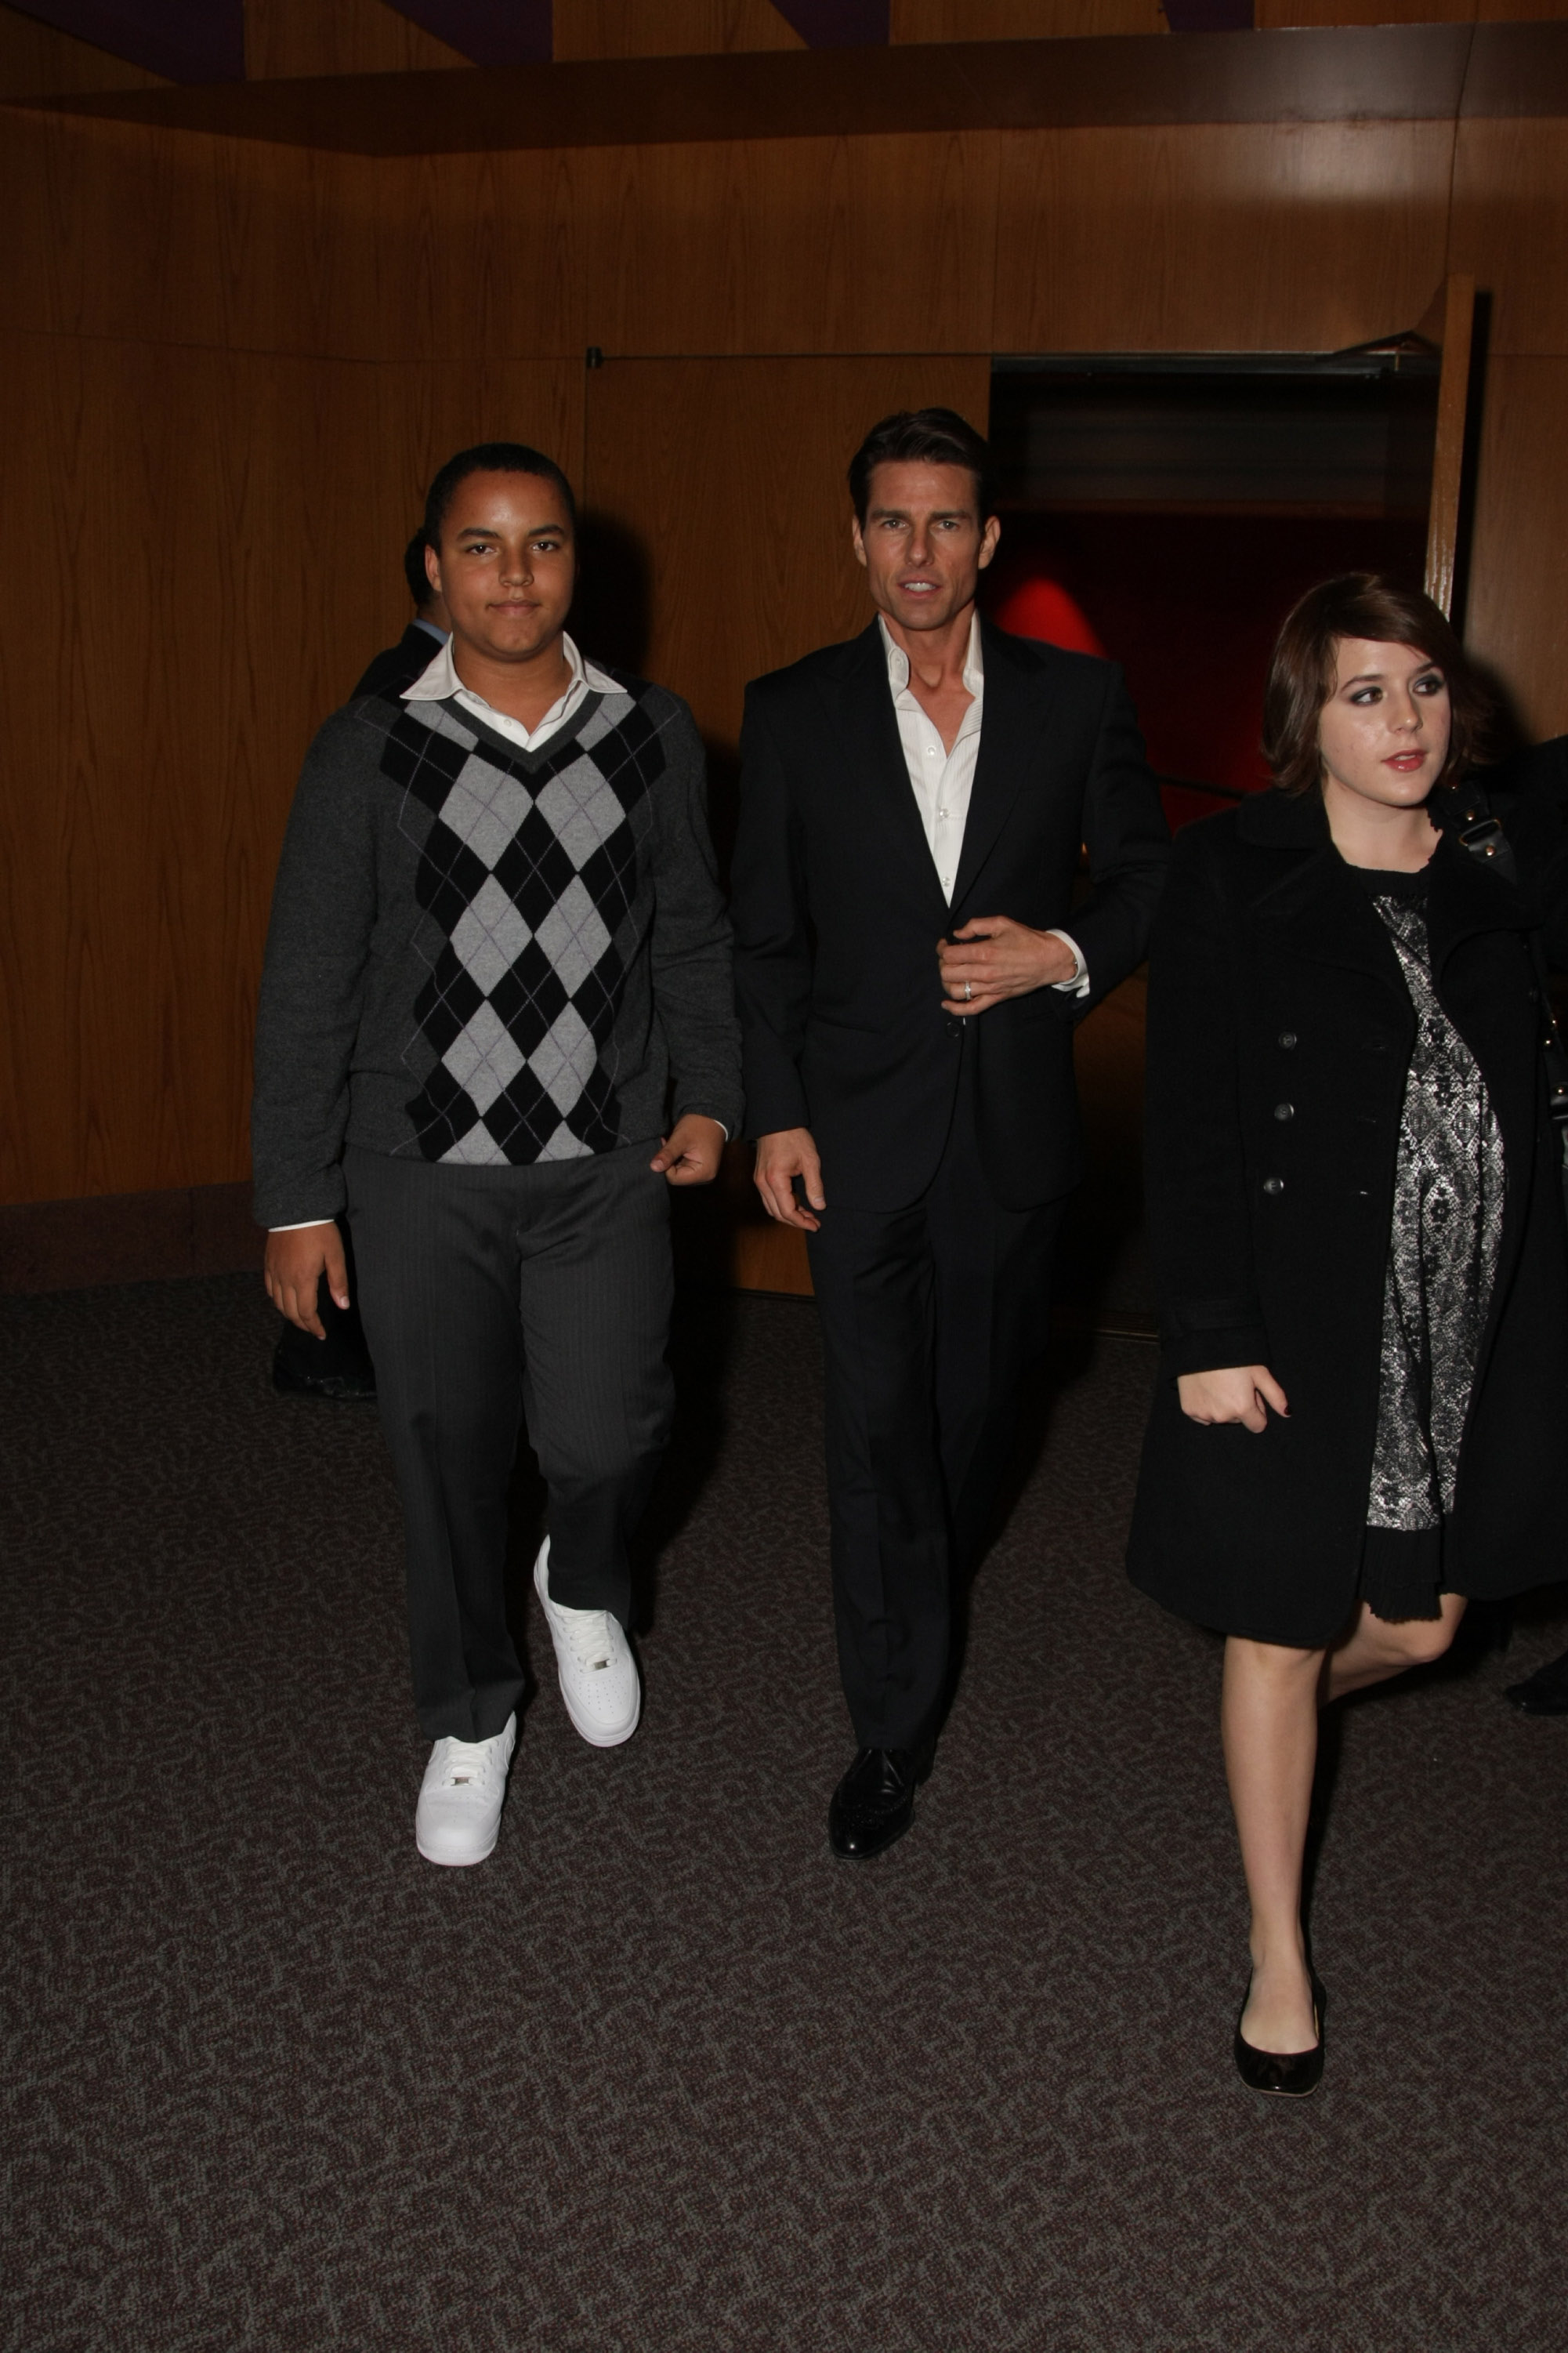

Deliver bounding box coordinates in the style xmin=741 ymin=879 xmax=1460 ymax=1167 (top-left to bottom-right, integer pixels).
xmin=253 ymin=444 xmax=742 ymax=1866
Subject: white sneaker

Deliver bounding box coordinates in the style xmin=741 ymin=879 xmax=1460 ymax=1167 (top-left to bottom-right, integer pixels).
xmin=415 ymin=1714 xmax=516 ymax=1866
xmin=533 ymin=1539 xmax=641 ymax=1747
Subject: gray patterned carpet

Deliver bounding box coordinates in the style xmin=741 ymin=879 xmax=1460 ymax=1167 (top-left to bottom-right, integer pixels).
xmin=4 ymin=1277 xmax=1566 ymax=2353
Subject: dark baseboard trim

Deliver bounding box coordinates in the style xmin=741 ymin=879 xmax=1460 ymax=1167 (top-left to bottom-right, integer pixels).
xmin=0 ymin=1183 xmax=261 ymax=1295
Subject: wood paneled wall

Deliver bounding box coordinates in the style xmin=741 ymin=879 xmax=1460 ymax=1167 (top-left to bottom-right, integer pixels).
xmin=3 ymin=86 xmax=1566 ymax=1213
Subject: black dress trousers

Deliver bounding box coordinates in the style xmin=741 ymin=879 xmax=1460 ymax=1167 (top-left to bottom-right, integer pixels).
xmin=345 ymin=1141 xmax=675 ymax=1742
xmin=806 ymin=1035 xmax=1064 ymax=1752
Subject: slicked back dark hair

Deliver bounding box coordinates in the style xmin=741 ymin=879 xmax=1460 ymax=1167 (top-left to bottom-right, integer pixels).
xmin=848 ymin=408 xmax=998 ymax=525
xmin=424 ymin=441 xmax=578 ymax=549
xmin=403 ymin=529 xmax=435 ymax=610
xmin=1262 ymin=573 xmax=1491 ymax=797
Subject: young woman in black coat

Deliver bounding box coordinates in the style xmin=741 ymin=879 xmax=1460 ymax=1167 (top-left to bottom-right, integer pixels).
xmin=1128 ymin=575 xmax=1568 ymax=2097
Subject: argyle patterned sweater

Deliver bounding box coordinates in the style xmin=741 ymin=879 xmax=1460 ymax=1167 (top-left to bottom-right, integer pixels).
xmin=252 ymin=672 xmax=742 ymax=1229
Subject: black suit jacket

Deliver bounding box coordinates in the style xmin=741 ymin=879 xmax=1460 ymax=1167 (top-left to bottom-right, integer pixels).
xmin=352 ymin=621 xmax=444 ymax=702
xmin=730 ymin=617 xmax=1170 ymax=1211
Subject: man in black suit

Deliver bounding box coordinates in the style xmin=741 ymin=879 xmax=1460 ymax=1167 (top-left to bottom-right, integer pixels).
xmin=730 ymin=408 xmax=1169 ymax=1858
xmin=270 ymin=532 xmax=453 ymax=1403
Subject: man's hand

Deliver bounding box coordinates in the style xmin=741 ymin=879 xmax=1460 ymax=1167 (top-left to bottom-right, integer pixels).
xmin=264 ymin=1221 xmax=349 ymax=1340
xmin=754 ymin=1128 xmax=826 ymax=1233
xmin=650 ymin=1114 xmax=726 ymax=1187
xmin=1177 ymin=1365 xmax=1289 ymax=1434
xmin=937 ymin=915 xmax=1077 ymax=1016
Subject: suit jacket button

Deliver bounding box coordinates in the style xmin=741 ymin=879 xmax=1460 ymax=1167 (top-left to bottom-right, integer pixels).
xmin=1278 ymin=1031 xmax=1298 ymax=1050
xmin=1273 ymin=1101 xmax=1295 ymax=1121
xmin=1262 ymin=1176 xmax=1284 ymax=1195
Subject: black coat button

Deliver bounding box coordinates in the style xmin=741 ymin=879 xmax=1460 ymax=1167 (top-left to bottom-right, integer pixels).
xmin=1262 ymin=1176 xmax=1284 ymax=1195
xmin=1278 ymin=1031 xmax=1298 ymax=1050
xmin=1273 ymin=1101 xmax=1294 ymax=1121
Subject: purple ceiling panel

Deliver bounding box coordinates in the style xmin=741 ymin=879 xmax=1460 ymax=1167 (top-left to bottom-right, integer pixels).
xmin=386 ymin=1 xmax=552 ymax=63
xmin=773 ymin=1 xmax=889 ymax=46
xmin=6 ymin=0 xmax=243 ymax=80
xmin=1162 ymin=0 xmax=1253 ymax=27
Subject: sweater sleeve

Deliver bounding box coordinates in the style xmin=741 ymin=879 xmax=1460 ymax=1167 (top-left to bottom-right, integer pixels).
xmin=1143 ymin=822 xmax=1272 ymax=1378
xmin=648 ymin=698 xmax=744 ymax=1139
xmin=250 ymin=712 xmax=378 ymax=1228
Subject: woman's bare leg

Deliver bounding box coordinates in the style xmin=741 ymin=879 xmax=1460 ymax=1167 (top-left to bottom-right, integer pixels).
xmin=1324 ymin=1593 xmax=1466 ymax=1701
xmin=1221 ymin=1597 xmax=1466 ymax=2054
xmin=1222 ymin=1636 xmax=1324 ymax=2054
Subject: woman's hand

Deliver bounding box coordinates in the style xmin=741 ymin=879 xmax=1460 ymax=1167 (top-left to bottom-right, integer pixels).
xmin=1177 ymin=1365 xmax=1288 ymax=1434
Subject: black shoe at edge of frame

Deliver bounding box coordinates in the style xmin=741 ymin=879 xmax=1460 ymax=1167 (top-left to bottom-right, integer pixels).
xmin=1504 ymin=1646 xmax=1568 ymax=1716
xmin=827 ymin=1745 xmax=932 ymax=1862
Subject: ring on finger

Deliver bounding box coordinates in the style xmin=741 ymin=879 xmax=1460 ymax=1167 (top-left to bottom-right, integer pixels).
xmin=964 ymin=980 xmax=973 ymax=1001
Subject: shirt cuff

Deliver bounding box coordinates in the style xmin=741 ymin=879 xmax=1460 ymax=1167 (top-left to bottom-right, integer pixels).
xmin=268 ymin=1219 xmax=338 ymax=1232
xmin=1046 ymin=928 xmax=1091 ymax=998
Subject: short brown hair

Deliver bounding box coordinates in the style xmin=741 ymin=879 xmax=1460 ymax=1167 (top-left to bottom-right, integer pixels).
xmin=848 ymin=408 xmax=998 ymax=526
xmin=1262 ymin=574 xmax=1492 ymax=796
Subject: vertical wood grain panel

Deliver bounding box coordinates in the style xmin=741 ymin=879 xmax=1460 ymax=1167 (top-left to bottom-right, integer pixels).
xmin=552 ymin=0 xmax=803 ymax=57
xmin=992 ymin=122 xmax=1454 ymax=354
xmin=1464 ymin=357 xmax=1568 ymax=738
xmin=1423 ymin=274 xmax=1474 ymax=616
xmin=567 ymin=132 xmax=999 ymax=355
xmin=1449 ymin=120 xmax=1568 ymax=357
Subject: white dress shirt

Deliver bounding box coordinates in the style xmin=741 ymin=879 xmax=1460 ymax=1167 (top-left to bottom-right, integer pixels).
xmin=881 ymin=614 xmax=1088 ymax=995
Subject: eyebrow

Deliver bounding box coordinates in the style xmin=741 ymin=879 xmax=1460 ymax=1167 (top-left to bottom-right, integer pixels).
xmin=454 ymin=520 xmax=567 ymax=538
xmin=1343 ymin=663 xmax=1441 ymax=686
xmin=867 ymin=506 xmax=975 ymax=524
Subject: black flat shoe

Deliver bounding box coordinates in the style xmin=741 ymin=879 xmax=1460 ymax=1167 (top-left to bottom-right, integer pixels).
xmin=827 ymin=1746 xmax=931 ymax=1861
xmin=1505 ymin=1647 xmax=1568 ymax=1716
xmin=1234 ymin=1975 xmax=1325 ymax=2098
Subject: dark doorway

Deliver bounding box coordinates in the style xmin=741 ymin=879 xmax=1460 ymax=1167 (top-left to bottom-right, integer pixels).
xmin=984 ymin=352 xmax=1439 ymax=825
xmin=985 ymin=350 xmax=1443 ymax=1332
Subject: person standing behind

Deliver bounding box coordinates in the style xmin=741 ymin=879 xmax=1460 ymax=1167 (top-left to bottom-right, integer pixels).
xmin=731 ymin=408 xmax=1169 ymax=1860
xmin=270 ymin=531 xmax=455 ymax=1406
xmin=253 ymin=443 xmax=741 ymax=1866
xmin=353 ymin=530 xmax=453 ymax=701
xmin=1128 ymin=577 xmax=1568 ymax=2094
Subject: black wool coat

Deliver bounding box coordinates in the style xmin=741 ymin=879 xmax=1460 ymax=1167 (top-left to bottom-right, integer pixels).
xmin=1127 ymin=785 xmax=1568 ymax=1645
xmin=731 ymin=618 xmax=1170 ymax=1212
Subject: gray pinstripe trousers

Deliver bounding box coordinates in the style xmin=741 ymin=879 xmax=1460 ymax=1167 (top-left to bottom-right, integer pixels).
xmin=345 ymin=1141 xmax=675 ymax=1742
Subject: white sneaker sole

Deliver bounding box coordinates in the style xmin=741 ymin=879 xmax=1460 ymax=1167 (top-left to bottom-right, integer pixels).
xmin=554 ymin=1672 xmax=641 ymax=1749
xmin=416 ymin=1827 xmax=500 ymax=1868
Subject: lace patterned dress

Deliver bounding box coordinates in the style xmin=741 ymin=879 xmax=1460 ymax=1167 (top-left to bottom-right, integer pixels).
xmin=1356 ymin=865 xmax=1506 ymax=1620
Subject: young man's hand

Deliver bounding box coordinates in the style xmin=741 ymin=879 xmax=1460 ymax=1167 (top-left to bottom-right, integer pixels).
xmin=264 ymin=1222 xmax=349 ymax=1338
xmin=650 ymin=1115 xmax=726 ymax=1187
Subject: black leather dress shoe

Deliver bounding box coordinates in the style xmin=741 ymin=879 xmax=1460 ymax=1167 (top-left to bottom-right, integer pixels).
xmin=1234 ymin=1976 xmax=1326 ymax=2098
xmin=828 ymin=1746 xmax=930 ymax=1861
xmin=1505 ymin=1647 xmax=1568 ymax=1716
xmin=272 ymin=1348 xmax=377 ymax=1403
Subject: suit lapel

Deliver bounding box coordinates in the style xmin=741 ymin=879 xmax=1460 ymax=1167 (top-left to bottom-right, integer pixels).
xmin=950 ymin=621 xmax=1052 ymax=915
xmin=822 ymin=622 xmax=951 ymax=918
